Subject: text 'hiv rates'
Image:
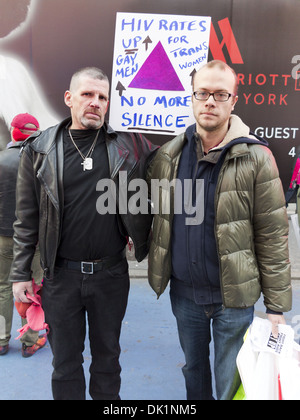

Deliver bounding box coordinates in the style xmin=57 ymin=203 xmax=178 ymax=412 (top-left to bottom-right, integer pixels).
xmin=96 ymin=171 xmax=204 ymax=226
xmin=121 ymin=18 xmax=208 ymax=32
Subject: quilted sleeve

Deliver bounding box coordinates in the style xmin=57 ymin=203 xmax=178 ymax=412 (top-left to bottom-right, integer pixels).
xmin=253 ymin=147 xmax=292 ymax=312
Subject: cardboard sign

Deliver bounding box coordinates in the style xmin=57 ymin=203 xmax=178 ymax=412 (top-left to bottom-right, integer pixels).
xmin=109 ymin=12 xmax=211 ymax=135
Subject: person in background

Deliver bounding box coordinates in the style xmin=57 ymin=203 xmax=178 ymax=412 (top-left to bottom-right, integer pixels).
xmin=0 ymin=113 xmax=47 ymax=357
xmin=147 ymin=60 xmax=292 ymax=400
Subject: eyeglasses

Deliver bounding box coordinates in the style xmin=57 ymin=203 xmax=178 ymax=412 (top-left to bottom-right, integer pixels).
xmin=193 ymin=91 xmax=234 ymax=102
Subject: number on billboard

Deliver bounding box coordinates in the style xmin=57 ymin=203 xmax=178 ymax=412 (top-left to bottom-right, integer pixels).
xmin=289 ymin=147 xmax=296 ymax=158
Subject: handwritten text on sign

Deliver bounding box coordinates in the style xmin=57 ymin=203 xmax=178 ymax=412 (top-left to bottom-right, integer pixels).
xmin=109 ymin=13 xmax=211 ymax=135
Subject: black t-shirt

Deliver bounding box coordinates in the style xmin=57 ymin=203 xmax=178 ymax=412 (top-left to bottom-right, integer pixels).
xmin=56 ymin=127 xmax=126 ymax=261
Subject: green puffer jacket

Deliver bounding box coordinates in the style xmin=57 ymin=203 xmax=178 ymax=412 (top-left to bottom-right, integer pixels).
xmin=147 ymin=115 xmax=292 ymax=312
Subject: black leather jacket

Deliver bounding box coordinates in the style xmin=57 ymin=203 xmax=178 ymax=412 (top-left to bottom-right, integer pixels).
xmin=0 ymin=142 xmax=24 ymax=237
xmin=10 ymin=118 xmax=158 ymax=282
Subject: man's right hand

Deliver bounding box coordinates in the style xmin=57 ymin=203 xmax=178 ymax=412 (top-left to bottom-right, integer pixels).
xmin=13 ymin=281 xmax=34 ymax=303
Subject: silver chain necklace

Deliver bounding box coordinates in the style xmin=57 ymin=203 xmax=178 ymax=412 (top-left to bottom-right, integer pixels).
xmin=67 ymin=124 xmax=100 ymax=171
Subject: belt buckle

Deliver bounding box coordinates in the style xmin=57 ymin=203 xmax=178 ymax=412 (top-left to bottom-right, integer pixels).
xmin=81 ymin=261 xmax=94 ymax=274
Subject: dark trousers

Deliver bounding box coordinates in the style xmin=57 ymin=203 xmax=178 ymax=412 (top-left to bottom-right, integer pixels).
xmin=42 ymin=258 xmax=129 ymax=400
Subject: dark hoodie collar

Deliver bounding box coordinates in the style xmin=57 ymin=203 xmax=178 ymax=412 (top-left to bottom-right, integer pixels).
xmin=185 ymin=122 xmax=269 ymax=153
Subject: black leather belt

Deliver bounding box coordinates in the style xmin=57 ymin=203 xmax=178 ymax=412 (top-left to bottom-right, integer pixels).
xmin=55 ymin=250 xmax=126 ymax=274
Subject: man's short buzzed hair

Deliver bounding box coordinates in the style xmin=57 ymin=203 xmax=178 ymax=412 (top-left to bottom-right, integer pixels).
xmin=193 ymin=60 xmax=238 ymax=95
xmin=69 ymin=67 xmax=109 ymax=92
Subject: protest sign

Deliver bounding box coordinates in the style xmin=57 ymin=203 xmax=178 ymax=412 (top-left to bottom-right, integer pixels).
xmin=109 ymin=12 xmax=211 ymax=135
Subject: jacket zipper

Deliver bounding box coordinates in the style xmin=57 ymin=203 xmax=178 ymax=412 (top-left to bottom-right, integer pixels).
xmin=43 ymin=194 xmax=49 ymax=278
xmin=214 ymin=160 xmax=228 ymax=305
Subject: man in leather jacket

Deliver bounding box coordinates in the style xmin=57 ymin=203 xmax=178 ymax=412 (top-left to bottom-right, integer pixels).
xmin=11 ymin=67 xmax=158 ymax=400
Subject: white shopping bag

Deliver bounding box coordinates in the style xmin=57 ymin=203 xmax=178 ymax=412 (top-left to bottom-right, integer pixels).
xmin=237 ymin=332 xmax=279 ymax=400
xmin=236 ymin=317 xmax=300 ymax=400
xmin=279 ymin=342 xmax=300 ymax=400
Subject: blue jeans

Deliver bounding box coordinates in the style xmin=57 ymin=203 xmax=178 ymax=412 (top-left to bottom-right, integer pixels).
xmin=170 ymin=291 xmax=254 ymax=400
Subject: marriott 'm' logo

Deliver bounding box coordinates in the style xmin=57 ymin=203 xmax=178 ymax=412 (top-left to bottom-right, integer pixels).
xmin=210 ymin=18 xmax=244 ymax=64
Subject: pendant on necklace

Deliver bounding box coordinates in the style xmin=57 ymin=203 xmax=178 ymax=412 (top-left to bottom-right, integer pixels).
xmin=81 ymin=157 xmax=93 ymax=171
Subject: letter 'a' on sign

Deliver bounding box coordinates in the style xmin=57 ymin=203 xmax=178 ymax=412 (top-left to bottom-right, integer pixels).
xmin=129 ymin=41 xmax=185 ymax=91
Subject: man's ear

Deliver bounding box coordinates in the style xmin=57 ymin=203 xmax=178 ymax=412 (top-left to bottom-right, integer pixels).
xmin=64 ymin=90 xmax=72 ymax=108
xmin=231 ymin=95 xmax=238 ymax=112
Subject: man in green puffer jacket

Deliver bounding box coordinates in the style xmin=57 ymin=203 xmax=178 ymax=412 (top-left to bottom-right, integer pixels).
xmin=147 ymin=60 xmax=292 ymax=400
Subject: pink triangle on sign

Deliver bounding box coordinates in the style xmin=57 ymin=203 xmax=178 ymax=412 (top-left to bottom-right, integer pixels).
xmin=129 ymin=41 xmax=184 ymax=91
